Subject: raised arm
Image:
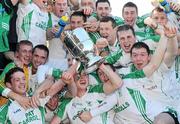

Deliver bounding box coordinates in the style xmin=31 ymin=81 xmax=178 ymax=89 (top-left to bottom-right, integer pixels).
xmin=46 ymin=71 xmax=77 ymax=98
xmin=45 ymin=79 xmax=66 ymax=97
xmin=163 ymin=27 xmax=178 ymax=68
xmin=45 ymin=61 xmax=79 ymax=97
xmin=30 ymin=75 xmax=54 ymax=107
xmin=99 ymin=64 xmax=123 ymax=94
xmin=143 ymin=25 xmax=176 ymax=77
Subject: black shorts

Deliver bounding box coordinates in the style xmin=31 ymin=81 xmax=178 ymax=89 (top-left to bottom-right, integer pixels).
xmin=163 ymin=112 xmax=179 ymax=124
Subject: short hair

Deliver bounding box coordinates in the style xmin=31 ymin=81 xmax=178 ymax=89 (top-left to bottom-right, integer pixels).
xmin=122 ymin=2 xmax=138 ymax=14
xmin=100 ymin=16 xmax=116 ymax=28
xmin=16 ymin=40 xmax=33 ymax=52
xmin=70 ymin=11 xmax=87 ymax=22
xmin=33 ymin=44 xmax=49 ymax=58
xmin=96 ymin=0 xmax=110 ymax=8
xmin=5 ymin=67 xmax=24 ymax=84
xmin=116 ymin=24 xmax=135 ymax=39
xmin=130 ymin=42 xmax=150 ymax=56
xmin=151 ymin=7 xmax=165 ymax=16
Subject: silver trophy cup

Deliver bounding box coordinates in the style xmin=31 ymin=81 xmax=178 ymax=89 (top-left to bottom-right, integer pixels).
xmin=64 ymin=27 xmax=103 ymax=73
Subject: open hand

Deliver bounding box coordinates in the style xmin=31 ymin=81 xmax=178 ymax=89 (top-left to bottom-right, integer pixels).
xmin=164 ymin=25 xmax=177 ymax=38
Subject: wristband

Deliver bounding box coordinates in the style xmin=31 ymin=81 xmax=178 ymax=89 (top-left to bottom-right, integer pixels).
xmin=2 ymin=88 xmax=12 ymax=97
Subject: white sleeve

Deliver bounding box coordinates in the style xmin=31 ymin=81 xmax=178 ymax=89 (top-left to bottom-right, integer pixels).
xmin=159 ymin=62 xmax=170 ymax=72
xmin=37 ymin=65 xmax=51 ymax=84
xmin=2 ymin=88 xmax=12 ymax=97
xmin=90 ymin=92 xmax=118 ymax=117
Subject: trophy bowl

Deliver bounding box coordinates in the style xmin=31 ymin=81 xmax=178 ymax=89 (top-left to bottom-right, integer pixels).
xmin=64 ymin=27 xmax=103 ymax=73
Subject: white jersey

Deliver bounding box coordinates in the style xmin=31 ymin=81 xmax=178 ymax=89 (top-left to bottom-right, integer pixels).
xmin=113 ymin=63 xmax=180 ymax=124
xmin=108 ymin=39 xmax=119 ymax=54
xmin=136 ymin=34 xmax=159 ymax=52
xmin=89 ymin=63 xmax=180 ymax=124
xmin=138 ymin=63 xmax=180 ymax=102
xmin=57 ymin=85 xmax=114 ymax=124
xmin=28 ymin=73 xmax=38 ymax=96
xmin=6 ymin=96 xmax=50 ymax=124
xmin=116 ymin=63 xmax=133 ymax=76
xmin=105 ymin=47 xmax=132 ymax=68
xmin=113 ymin=79 xmax=177 ymax=124
xmin=118 ymin=62 xmax=180 ymax=102
xmin=114 ymin=50 xmax=131 ymax=67
xmin=16 ymin=2 xmax=49 ymax=46
xmin=46 ymin=13 xmax=68 ymax=70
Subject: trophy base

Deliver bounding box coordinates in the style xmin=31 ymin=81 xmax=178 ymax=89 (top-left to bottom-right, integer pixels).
xmin=85 ymin=57 xmax=104 ymax=73
xmin=86 ymin=53 xmax=102 ymax=67
xmin=85 ymin=64 xmax=98 ymax=74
